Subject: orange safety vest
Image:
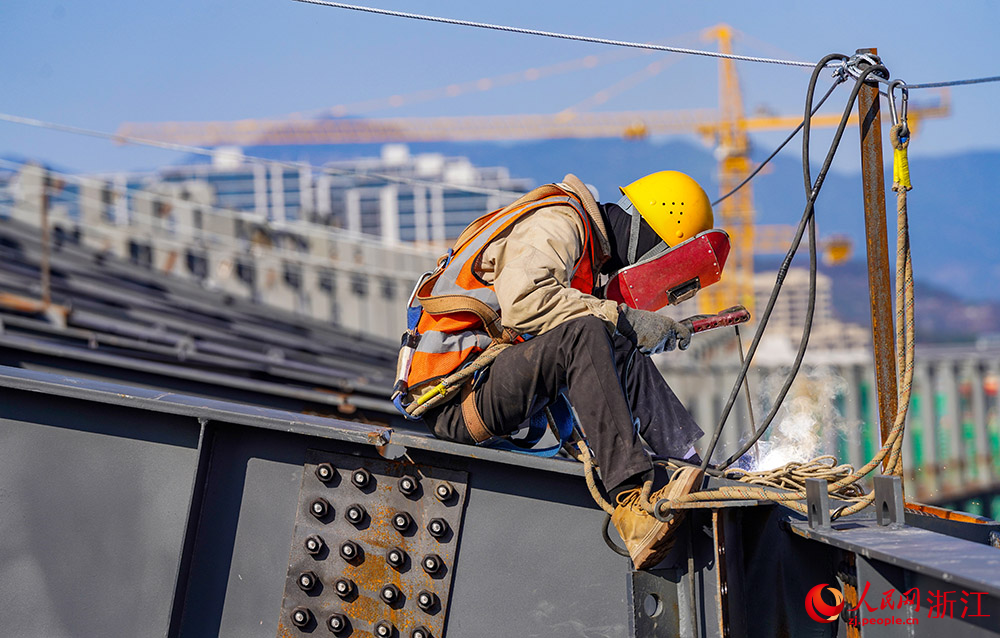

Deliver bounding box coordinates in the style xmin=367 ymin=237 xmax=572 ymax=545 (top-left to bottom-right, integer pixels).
xmin=405 ymin=183 xmax=600 ymax=398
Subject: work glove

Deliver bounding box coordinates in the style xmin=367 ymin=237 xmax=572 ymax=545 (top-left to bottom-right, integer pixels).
xmin=617 ymin=305 xmax=691 ymax=355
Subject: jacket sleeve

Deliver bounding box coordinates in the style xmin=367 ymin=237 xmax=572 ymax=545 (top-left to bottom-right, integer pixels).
xmin=481 ymin=205 xmax=620 ymax=335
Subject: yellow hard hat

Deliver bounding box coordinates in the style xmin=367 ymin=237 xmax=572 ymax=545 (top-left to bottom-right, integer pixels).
xmin=620 ymin=171 xmax=713 ymax=245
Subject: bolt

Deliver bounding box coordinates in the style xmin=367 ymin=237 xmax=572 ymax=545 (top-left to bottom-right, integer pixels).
xmin=373 ymin=620 xmax=395 ymax=638
xmin=333 ymin=577 xmax=355 ymax=599
xmin=297 ymin=570 xmax=318 ymax=591
xmin=339 ymin=540 xmax=362 ymax=562
xmin=327 ymin=613 xmax=348 ymax=635
xmin=379 ymin=583 xmax=402 ymax=605
xmin=416 ymin=589 xmax=436 ymax=611
xmin=411 ymin=626 xmax=433 ymax=638
xmin=386 ymin=546 xmax=406 ymax=569
xmin=315 ymin=462 xmax=335 ymax=483
xmin=345 ymin=503 xmax=366 ymax=525
xmin=421 ymin=553 xmax=443 ymax=575
xmin=290 ymin=606 xmax=311 ymax=628
xmin=391 ymin=511 xmax=413 ymax=533
xmin=398 ymin=475 xmax=419 ymax=495
xmin=303 ymin=535 xmax=324 ymax=556
xmin=351 ymin=467 xmax=371 ymax=488
xmin=434 ymin=481 xmax=454 ymax=502
xmin=427 ymin=518 xmax=449 ymax=539
xmin=309 ymin=497 xmax=330 ymax=519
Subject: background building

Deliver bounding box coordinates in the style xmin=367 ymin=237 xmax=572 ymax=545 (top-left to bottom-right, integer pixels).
xmin=0 ymin=149 xmax=531 ymax=340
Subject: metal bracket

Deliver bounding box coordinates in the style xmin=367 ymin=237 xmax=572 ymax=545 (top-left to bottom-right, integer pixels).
xmin=845 ymin=52 xmax=889 ymax=83
xmin=628 ymin=569 xmax=681 ymax=637
xmin=874 ymin=475 xmax=905 ymax=527
xmin=805 ymin=478 xmax=830 ymax=529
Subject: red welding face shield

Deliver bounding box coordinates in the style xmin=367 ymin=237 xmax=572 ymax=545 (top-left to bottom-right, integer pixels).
xmin=604 ymin=229 xmax=731 ymax=311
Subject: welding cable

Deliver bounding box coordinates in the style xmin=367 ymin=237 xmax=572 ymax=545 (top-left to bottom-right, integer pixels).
xmin=714 ymin=59 xmax=890 ymax=471
xmin=712 ymin=75 xmax=845 ymax=207
xmin=697 ymin=53 xmax=845 ymax=474
xmin=713 ymin=51 xmax=840 ymax=468
xmin=697 ymin=54 xmax=890 ymax=474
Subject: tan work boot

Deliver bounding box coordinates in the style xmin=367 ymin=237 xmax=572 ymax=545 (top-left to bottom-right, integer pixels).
xmin=610 ymin=467 xmax=703 ymax=570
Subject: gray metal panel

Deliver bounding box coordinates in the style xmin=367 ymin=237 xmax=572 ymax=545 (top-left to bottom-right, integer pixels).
xmin=0 ymin=388 xmax=200 ymax=637
xmin=445 ymin=461 xmax=632 ymax=638
xmin=175 ymin=424 xmax=308 ymax=638
xmin=789 ymin=519 xmax=1000 ymax=596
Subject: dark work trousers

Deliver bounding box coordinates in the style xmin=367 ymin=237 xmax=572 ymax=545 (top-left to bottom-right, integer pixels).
xmin=422 ymin=316 xmax=703 ymax=491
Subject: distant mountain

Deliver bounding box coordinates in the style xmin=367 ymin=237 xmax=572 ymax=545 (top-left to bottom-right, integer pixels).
xmin=756 ymin=256 xmax=1000 ymax=344
xmin=219 ymin=137 xmax=999 ymax=311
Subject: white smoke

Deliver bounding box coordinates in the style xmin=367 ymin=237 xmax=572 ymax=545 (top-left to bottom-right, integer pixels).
xmin=746 ymin=366 xmax=854 ymax=472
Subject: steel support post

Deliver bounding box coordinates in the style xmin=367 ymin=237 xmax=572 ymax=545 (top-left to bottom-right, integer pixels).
xmin=40 ymin=170 xmax=51 ymax=308
xmin=856 ymin=48 xmax=899 ymax=468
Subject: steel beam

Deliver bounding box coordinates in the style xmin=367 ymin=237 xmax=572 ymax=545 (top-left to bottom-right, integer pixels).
xmin=856 ymin=47 xmax=899 ymax=465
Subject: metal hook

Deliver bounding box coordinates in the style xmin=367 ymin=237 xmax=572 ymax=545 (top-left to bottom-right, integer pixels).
xmin=888 ymin=79 xmax=910 ymax=138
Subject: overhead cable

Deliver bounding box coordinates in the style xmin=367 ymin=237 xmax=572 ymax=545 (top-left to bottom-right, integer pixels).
xmin=907 ymin=74 xmax=1000 ymax=89
xmin=0 ymin=112 xmax=525 ymax=199
xmin=290 ymin=0 xmax=817 ymax=68
xmin=291 ymin=1 xmax=1000 ymax=91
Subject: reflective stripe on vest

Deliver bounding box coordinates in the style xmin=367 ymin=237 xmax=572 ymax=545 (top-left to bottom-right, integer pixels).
xmin=406 ymin=186 xmax=597 ymax=394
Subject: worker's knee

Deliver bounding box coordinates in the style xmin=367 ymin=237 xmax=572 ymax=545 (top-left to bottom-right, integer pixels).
xmin=558 ymin=315 xmax=611 ymax=345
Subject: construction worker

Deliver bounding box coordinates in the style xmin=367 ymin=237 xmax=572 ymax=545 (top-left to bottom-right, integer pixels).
xmin=397 ymin=171 xmax=713 ymax=570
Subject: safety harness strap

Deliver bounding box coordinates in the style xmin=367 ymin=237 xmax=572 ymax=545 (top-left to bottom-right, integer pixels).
xmin=460 ymin=384 xmax=494 ymax=444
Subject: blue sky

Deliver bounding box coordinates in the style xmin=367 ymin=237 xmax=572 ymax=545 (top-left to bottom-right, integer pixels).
xmin=2 ymin=0 xmax=999 ymax=173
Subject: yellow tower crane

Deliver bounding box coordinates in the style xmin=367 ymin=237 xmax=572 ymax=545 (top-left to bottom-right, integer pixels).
xmin=117 ymin=26 xmax=950 ymax=313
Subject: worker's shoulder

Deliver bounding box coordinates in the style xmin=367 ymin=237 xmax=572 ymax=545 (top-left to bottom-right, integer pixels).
xmin=517 ymin=200 xmax=588 ymax=233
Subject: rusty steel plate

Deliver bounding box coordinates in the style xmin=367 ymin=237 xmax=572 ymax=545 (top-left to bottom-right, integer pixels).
xmin=277 ymin=450 xmax=468 ymax=638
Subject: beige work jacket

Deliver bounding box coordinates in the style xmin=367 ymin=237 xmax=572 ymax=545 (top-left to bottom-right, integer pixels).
xmin=479 ymin=174 xmax=620 ymax=336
